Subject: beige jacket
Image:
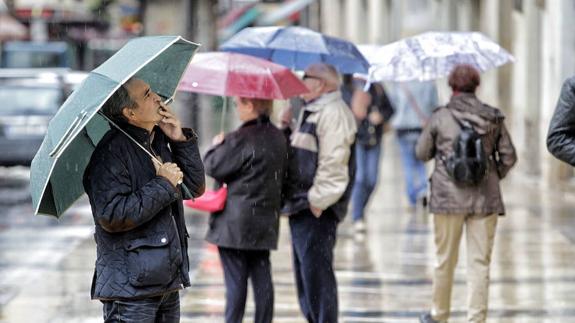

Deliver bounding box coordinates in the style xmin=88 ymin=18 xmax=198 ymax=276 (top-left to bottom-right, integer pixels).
xmin=291 ymin=91 xmax=357 ymax=211
xmin=415 ymin=93 xmax=517 ymax=215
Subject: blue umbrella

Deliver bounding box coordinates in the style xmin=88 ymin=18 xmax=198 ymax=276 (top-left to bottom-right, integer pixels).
xmin=220 ymin=26 xmax=370 ymax=74
xmin=30 ymin=35 xmax=199 ymax=217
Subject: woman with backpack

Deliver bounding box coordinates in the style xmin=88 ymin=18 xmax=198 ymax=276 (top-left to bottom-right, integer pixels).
xmin=415 ymin=64 xmax=517 ymax=323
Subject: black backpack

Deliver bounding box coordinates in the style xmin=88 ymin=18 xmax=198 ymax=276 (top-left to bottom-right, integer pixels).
xmin=443 ymin=110 xmax=488 ymax=186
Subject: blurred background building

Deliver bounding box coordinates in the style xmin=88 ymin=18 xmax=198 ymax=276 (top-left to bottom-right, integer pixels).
xmin=317 ymin=0 xmax=575 ymax=188
xmin=1 ymin=0 xmax=574 ymax=186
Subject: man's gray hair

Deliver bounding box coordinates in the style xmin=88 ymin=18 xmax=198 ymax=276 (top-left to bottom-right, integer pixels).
xmin=102 ymin=78 xmax=138 ymax=123
xmin=305 ymin=63 xmax=341 ymax=90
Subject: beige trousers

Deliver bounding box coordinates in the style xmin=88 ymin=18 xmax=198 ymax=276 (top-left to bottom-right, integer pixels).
xmin=430 ymin=213 xmax=498 ymax=323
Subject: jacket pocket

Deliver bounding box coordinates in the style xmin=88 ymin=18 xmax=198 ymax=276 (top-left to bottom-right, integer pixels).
xmin=124 ymin=233 xmax=174 ymax=287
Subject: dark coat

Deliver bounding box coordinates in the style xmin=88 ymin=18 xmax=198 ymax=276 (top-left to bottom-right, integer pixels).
xmin=204 ymin=116 xmax=288 ymax=250
xmin=342 ymin=80 xmax=394 ymax=147
xmin=356 ymin=83 xmax=394 ymax=147
xmin=83 ymin=122 xmax=205 ymax=300
xmin=415 ymin=93 xmax=517 ymax=215
xmin=547 ymin=76 xmax=575 ymax=165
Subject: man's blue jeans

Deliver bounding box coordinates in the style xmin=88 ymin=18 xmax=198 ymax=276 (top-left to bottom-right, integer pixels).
xmin=397 ymin=131 xmax=428 ymax=206
xmin=290 ymin=209 xmax=339 ymax=323
xmin=102 ymin=291 xmax=180 ymax=323
xmin=351 ymin=143 xmax=382 ymax=222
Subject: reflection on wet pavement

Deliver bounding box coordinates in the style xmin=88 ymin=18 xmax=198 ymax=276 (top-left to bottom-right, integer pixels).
xmin=1 ymin=139 xmax=575 ymax=322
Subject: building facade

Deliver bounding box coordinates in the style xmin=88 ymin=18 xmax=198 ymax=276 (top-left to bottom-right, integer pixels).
xmin=318 ymin=0 xmax=575 ymax=186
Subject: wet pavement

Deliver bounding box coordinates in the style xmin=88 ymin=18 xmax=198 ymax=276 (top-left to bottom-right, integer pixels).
xmin=1 ymin=137 xmax=575 ymax=322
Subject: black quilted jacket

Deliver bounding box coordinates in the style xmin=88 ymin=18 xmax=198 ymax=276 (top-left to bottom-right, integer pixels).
xmin=548 ymin=76 xmax=575 ymax=165
xmin=83 ymin=122 xmax=205 ymax=300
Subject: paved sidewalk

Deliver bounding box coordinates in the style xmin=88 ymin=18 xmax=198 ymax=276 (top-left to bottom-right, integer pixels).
xmin=1 ymin=137 xmax=575 ymax=322
xmin=177 ymin=137 xmax=575 ymax=323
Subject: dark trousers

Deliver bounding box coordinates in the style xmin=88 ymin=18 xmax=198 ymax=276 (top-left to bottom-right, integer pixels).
xmin=102 ymin=291 xmax=180 ymax=323
xmin=289 ymin=209 xmax=339 ymax=323
xmin=218 ymin=247 xmax=274 ymax=323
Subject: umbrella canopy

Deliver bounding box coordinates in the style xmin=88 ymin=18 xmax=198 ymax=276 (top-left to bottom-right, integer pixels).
xmin=220 ymin=26 xmax=370 ymax=74
xmin=30 ymin=35 xmax=199 ymax=217
xmin=178 ymin=52 xmax=308 ymax=100
xmin=365 ymin=31 xmax=515 ymax=82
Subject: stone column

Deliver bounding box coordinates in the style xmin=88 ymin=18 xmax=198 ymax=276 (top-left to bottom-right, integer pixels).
xmin=522 ymin=0 xmax=543 ymax=176
xmin=368 ymin=0 xmax=389 ymax=44
xmin=320 ymin=0 xmax=342 ymax=37
xmin=389 ymin=0 xmax=402 ymax=41
xmin=497 ymin=0 xmax=513 ymax=116
xmin=344 ymin=0 xmax=362 ymax=43
xmin=476 ymin=0 xmax=501 ymax=109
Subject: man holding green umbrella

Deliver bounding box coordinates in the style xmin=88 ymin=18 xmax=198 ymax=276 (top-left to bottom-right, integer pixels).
xmin=30 ymin=35 xmax=205 ymax=322
xmin=83 ymin=77 xmax=205 ymax=322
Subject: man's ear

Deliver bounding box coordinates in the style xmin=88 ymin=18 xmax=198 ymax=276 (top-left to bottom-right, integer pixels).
xmin=121 ymin=107 xmax=135 ymax=121
xmin=316 ymin=80 xmax=326 ymax=94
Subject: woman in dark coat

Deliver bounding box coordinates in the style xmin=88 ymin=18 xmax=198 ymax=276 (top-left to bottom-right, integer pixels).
xmin=203 ymin=97 xmax=288 ymax=323
xmin=415 ymin=65 xmax=517 ymax=323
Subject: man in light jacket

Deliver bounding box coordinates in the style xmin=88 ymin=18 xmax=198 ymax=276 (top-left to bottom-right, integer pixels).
xmin=283 ymin=63 xmax=357 ymax=323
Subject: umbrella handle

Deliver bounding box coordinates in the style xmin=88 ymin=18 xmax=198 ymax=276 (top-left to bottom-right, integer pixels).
xmin=49 ymin=110 xmax=88 ymax=157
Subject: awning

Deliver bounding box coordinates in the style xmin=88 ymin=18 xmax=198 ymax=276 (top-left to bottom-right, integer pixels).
xmin=256 ymin=0 xmax=315 ymax=26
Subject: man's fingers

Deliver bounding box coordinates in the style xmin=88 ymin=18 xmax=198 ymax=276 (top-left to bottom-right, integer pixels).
xmin=159 ymin=109 xmax=177 ymax=121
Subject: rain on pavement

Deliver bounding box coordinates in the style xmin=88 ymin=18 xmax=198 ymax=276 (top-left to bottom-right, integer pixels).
xmin=1 ymin=136 xmax=575 ymax=323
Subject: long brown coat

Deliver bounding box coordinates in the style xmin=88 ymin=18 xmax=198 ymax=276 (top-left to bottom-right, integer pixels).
xmin=415 ymin=93 xmax=517 ymax=215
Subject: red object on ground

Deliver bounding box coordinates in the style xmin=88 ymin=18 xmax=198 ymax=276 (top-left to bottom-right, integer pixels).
xmin=178 ymin=52 xmax=308 ymax=100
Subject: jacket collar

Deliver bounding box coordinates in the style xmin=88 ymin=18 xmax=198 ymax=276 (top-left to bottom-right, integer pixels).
xmin=240 ymin=115 xmax=271 ymax=128
xmin=448 ymin=93 xmax=503 ymax=122
xmin=116 ymin=121 xmax=158 ymax=145
xmin=304 ymin=91 xmax=343 ymax=112
xmin=448 ymin=93 xmax=504 ymax=134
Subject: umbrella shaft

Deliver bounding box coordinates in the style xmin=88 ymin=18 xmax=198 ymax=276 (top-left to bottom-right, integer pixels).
xmin=97 ymin=112 xmax=161 ymax=164
xmin=98 ymin=111 xmax=193 ymax=199
xmin=220 ymin=97 xmax=228 ymax=133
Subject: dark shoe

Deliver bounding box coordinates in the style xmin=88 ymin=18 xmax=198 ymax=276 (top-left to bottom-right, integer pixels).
xmin=419 ymin=312 xmax=439 ymax=323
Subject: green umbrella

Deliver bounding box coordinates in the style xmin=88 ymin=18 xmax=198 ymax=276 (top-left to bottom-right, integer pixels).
xmin=30 ymin=35 xmax=200 ymax=217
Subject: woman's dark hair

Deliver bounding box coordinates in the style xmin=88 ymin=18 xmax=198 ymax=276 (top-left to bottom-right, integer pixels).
xmin=448 ymin=64 xmax=481 ymax=93
xmin=102 ymin=78 xmax=138 ymax=123
xmin=239 ymin=97 xmax=273 ymax=116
